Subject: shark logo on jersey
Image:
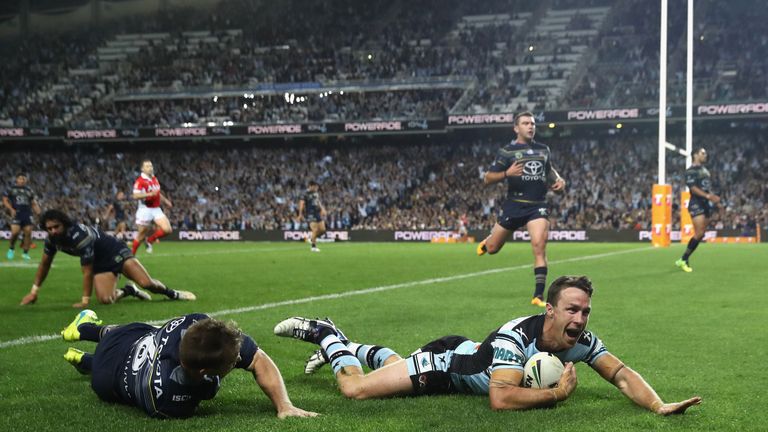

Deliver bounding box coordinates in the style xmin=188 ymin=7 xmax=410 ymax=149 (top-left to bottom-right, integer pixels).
xmin=515 ymin=327 xmax=528 ymax=342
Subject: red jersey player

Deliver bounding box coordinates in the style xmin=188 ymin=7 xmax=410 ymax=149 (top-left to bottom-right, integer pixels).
xmin=132 ymin=160 xmax=173 ymax=254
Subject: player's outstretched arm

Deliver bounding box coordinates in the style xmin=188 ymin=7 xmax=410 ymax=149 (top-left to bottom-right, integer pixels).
xmin=248 ymin=350 xmax=318 ymax=419
xmin=593 ymin=353 xmax=701 ymax=415
xmin=488 ymin=363 xmax=578 ymax=410
xmin=73 ymin=264 xmax=95 ymax=308
xmin=21 ymin=253 xmax=54 ymax=305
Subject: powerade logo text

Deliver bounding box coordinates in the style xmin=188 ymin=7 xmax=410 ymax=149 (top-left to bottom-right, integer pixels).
xmin=393 ymin=231 xmax=459 ymax=241
xmin=511 ymin=231 xmax=588 ymax=241
xmin=178 ymin=231 xmax=240 ymax=240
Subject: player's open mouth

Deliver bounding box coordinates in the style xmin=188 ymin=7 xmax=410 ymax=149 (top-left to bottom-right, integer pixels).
xmin=565 ymin=328 xmax=582 ymax=338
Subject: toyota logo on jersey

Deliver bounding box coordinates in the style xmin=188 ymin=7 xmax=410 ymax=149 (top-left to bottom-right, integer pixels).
xmin=523 ymin=161 xmax=544 ymax=176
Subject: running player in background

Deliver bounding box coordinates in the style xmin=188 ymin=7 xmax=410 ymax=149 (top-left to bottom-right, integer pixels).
xmin=676 ymin=148 xmax=722 ymax=272
xmin=104 ymin=191 xmax=129 ymax=241
xmin=132 ymin=160 xmax=173 ymax=255
xmin=298 ymin=181 xmax=327 ymax=252
xmin=477 ymin=112 xmax=566 ymax=307
xmin=3 ymin=173 xmax=42 ymax=260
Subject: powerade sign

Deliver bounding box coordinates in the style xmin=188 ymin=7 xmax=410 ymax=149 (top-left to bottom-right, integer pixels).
xmin=178 ymin=231 xmax=241 ymax=240
xmin=393 ymin=231 xmax=461 ymax=241
xmin=283 ymin=230 xmax=350 ymax=241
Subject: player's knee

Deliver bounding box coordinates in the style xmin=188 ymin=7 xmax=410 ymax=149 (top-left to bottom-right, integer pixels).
xmin=486 ymin=242 xmax=502 ymax=254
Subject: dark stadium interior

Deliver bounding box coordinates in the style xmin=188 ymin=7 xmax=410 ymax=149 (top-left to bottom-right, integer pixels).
xmin=1 ymin=0 xmax=766 ymax=234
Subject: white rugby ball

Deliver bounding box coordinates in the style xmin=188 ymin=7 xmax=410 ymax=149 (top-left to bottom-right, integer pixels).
xmin=523 ymin=352 xmax=564 ymax=389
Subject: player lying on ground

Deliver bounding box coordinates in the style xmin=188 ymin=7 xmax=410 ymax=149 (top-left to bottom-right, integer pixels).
xmin=275 ymin=275 xmax=701 ymax=413
xmin=62 ymin=310 xmax=317 ymax=419
xmin=20 ymin=209 xmax=195 ymax=308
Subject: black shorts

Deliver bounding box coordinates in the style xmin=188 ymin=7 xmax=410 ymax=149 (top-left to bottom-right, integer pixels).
xmin=91 ymin=323 xmax=156 ymax=404
xmin=307 ymin=212 xmax=323 ymax=223
xmin=687 ymin=198 xmax=712 ymax=218
xmin=497 ymin=201 xmax=548 ymax=231
xmin=93 ymin=242 xmax=133 ymax=275
xmin=11 ymin=211 xmax=33 ymax=227
xmin=408 ymin=335 xmax=469 ymax=396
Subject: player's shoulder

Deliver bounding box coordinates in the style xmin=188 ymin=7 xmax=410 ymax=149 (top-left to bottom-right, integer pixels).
xmin=530 ymin=140 xmax=550 ymax=151
xmin=497 ymin=314 xmax=544 ymax=345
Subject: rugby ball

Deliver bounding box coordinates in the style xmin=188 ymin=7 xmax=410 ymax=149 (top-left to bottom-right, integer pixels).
xmin=523 ymin=352 xmax=564 ymax=389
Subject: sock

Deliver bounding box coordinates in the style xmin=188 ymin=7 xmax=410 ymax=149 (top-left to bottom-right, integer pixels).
xmin=311 ymin=242 xmax=317 ymax=248
xmin=681 ymin=238 xmax=701 ymax=262
xmin=320 ymin=334 xmax=360 ymax=374
xmin=533 ymin=266 xmax=548 ymax=299
xmin=23 ymin=248 xmax=29 ymax=254
xmin=347 ymin=342 xmax=397 ymax=370
xmin=121 ymin=284 xmax=137 ymax=297
xmin=131 ymin=239 xmax=140 ymax=255
xmin=80 ymin=353 xmax=94 ymax=372
xmin=77 ymin=323 xmax=103 ymax=342
xmin=147 ymin=228 xmax=166 ymax=243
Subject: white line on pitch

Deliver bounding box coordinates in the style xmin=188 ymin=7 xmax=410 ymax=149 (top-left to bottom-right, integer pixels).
xmin=0 ymin=246 xmax=653 ymax=349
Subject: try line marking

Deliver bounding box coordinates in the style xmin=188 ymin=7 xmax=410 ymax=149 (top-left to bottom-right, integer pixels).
xmin=0 ymin=246 xmax=653 ymax=349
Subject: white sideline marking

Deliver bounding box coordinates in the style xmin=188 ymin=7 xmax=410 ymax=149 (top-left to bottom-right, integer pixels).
xmin=0 ymin=246 xmax=652 ymax=349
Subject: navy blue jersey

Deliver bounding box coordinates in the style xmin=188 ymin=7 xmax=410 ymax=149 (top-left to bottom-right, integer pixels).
xmin=118 ymin=314 xmax=259 ymax=418
xmin=685 ymin=165 xmax=713 ymax=209
xmin=43 ymin=223 xmax=130 ymax=272
xmin=301 ymin=189 xmax=323 ymax=215
xmin=488 ymin=141 xmax=554 ymax=203
xmin=112 ymin=199 xmax=126 ymax=221
xmin=4 ymin=185 xmax=36 ymax=213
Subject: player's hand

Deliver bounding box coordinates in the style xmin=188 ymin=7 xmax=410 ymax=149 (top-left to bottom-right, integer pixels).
xmin=72 ymin=301 xmax=88 ymax=308
xmin=552 ymin=362 xmax=578 ymax=401
xmin=653 ymin=396 xmax=702 ymax=415
xmin=10 ymin=209 xmax=16 ymax=218
xmin=709 ymin=194 xmax=721 ymax=205
xmin=550 ymin=178 xmax=566 ymax=192
xmin=277 ymin=405 xmax=319 ymax=419
xmin=505 ymin=161 xmax=524 ymax=177
xmin=20 ymin=292 xmax=38 ymax=305
xmin=165 ymin=201 xmax=173 ymax=209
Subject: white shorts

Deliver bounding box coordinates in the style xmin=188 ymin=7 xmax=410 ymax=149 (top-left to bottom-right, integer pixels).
xmin=135 ymin=207 xmax=166 ymax=226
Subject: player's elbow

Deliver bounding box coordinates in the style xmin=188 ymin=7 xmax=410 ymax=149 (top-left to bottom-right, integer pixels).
xmin=338 ymin=380 xmax=372 ymax=400
xmin=489 ymin=394 xmax=524 ymax=411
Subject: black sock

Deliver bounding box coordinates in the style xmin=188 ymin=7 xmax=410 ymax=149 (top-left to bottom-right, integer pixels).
xmin=121 ymin=284 xmax=137 ymax=297
xmin=682 ymin=238 xmax=701 ymax=262
xmin=78 ymin=323 xmax=103 ymax=342
xmin=533 ymin=266 xmax=548 ymax=299
xmin=80 ymin=353 xmax=94 ymax=372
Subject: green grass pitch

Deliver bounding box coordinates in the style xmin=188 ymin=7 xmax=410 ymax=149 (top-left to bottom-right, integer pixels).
xmin=1 ymin=241 xmax=765 ymax=431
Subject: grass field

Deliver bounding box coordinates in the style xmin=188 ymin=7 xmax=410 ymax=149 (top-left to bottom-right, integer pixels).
xmin=1 ymin=241 xmax=765 ymax=431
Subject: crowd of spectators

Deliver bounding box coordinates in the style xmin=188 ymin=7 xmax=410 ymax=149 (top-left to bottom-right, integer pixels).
xmin=2 ymin=131 xmax=765 ymax=235
xmin=2 ymin=0 xmax=765 ymax=129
